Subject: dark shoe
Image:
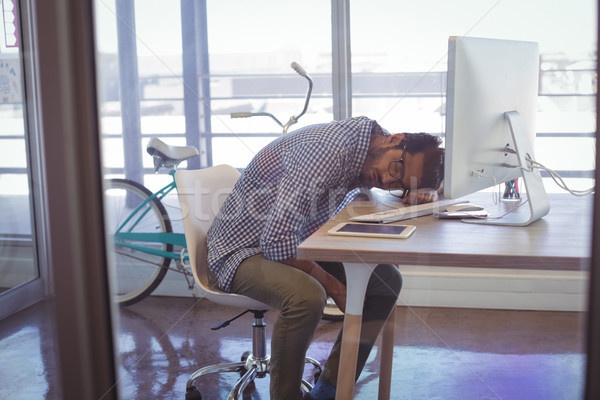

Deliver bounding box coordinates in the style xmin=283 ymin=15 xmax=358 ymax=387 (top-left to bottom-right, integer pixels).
xmin=302 ymin=392 xmax=334 ymax=400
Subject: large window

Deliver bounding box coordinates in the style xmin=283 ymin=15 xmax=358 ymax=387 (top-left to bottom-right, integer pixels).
xmin=91 ymin=1 xmax=596 ymax=397
xmin=95 ymin=0 xmax=332 ymax=195
xmin=93 ymin=0 xmax=336 ymax=322
xmin=351 ymin=0 xmax=597 ymax=193
xmin=94 ymin=0 xmax=596 ymax=195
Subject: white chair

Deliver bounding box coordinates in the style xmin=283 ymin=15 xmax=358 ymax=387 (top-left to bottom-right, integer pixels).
xmin=175 ymin=165 xmax=322 ymax=400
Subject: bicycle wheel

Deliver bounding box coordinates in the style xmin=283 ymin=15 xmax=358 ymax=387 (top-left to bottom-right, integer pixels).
xmin=322 ymin=297 xmax=344 ymax=321
xmin=104 ymin=179 xmax=173 ymax=306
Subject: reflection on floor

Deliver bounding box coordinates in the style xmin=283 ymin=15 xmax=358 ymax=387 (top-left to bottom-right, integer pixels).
xmin=0 ymin=296 xmax=586 ymax=399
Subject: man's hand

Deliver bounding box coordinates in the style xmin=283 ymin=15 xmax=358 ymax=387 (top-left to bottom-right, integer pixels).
xmin=402 ymin=188 xmax=439 ymax=205
xmin=283 ymin=258 xmax=347 ymax=313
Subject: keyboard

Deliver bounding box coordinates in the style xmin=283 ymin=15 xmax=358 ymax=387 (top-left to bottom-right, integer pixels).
xmin=349 ymin=199 xmax=467 ymax=223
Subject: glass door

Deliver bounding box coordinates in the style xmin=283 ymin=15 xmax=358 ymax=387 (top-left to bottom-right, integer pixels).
xmin=0 ymin=0 xmax=44 ymax=318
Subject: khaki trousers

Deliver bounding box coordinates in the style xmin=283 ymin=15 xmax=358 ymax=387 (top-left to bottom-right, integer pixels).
xmin=231 ymin=254 xmax=402 ymax=400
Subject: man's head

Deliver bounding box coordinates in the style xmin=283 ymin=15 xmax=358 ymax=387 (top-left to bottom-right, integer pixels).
xmin=358 ymin=131 xmax=444 ymax=194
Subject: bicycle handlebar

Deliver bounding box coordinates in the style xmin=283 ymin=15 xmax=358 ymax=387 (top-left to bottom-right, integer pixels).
xmin=290 ymin=61 xmax=307 ymax=77
xmin=232 ymin=111 xmax=286 ymax=130
xmin=230 ymin=61 xmax=313 ymax=134
xmin=288 ymin=62 xmax=313 ymax=132
xmin=230 ymin=112 xmax=253 ymax=118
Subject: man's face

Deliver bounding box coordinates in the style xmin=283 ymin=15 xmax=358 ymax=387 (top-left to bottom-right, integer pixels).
xmin=359 ymin=134 xmax=424 ymax=191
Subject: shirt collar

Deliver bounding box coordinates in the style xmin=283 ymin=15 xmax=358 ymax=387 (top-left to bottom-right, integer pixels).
xmin=348 ymin=119 xmax=380 ymax=189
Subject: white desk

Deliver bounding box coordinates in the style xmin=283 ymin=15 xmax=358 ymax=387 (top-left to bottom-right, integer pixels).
xmin=297 ymin=192 xmax=591 ymax=399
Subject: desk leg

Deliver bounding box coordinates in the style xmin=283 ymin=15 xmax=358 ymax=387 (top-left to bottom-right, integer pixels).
xmin=336 ymin=313 xmax=361 ymax=400
xmin=378 ymin=308 xmax=396 ymax=400
xmin=336 ymin=263 xmax=376 ymax=400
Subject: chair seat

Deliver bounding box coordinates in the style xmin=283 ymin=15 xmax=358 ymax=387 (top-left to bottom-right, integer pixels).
xmin=202 ymin=285 xmax=270 ymax=310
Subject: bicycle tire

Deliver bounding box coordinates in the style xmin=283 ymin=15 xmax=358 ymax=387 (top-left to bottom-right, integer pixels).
xmin=322 ymin=297 xmax=344 ymax=321
xmin=105 ymin=179 xmax=173 ymax=306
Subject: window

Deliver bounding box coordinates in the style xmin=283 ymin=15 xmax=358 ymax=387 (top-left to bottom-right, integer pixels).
xmin=95 ymin=0 xmax=332 ymax=194
xmin=351 ymin=0 xmax=597 ymax=193
xmin=92 ymin=2 xmax=595 ymax=397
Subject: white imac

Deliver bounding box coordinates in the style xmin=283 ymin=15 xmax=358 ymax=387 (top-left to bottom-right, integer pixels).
xmin=444 ymin=36 xmax=549 ymax=226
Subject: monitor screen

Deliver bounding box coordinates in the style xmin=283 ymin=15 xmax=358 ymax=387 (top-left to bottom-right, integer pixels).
xmin=443 ymin=36 xmax=539 ymax=199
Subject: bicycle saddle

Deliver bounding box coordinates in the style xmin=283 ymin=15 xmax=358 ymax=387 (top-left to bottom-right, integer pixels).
xmin=146 ymin=137 xmax=199 ymax=162
xmin=147 ymin=138 xmax=200 ymax=172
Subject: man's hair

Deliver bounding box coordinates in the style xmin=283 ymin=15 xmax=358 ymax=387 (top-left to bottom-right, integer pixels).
xmin=398 ymin=132 xmax=445 ymax=190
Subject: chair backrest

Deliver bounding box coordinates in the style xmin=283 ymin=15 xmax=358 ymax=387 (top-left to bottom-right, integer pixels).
xmin=175 ymin=165 xmax=269 ymax=309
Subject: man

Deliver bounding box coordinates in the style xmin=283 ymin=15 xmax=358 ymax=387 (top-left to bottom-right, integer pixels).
xmin=207 ymin=116 xmax=444 ymax=399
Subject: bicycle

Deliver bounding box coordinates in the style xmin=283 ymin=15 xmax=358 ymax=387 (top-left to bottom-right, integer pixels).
xmin=105 ymin=62 xmax=343 ymax=321
xmin=104 ymin=138 xmax=198 ymax=307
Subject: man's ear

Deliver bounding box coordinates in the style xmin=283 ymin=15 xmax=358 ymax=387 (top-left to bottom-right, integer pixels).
xmin=389 ymin=133 xmax=405 ymax=145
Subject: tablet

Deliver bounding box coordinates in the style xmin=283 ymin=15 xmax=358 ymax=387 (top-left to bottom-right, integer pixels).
xmin=327 ymin=222 xmax=416 ymax=239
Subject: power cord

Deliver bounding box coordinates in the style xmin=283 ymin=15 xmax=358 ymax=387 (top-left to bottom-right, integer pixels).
xmin=524 ymin=156 xmax=594 ymax=196
xmin=471 ymin=169 xmax=519 ymax=204
xmin=500 ymin=147 xmax=594 ymax=196
xmin=470 ymin=152 xmax=594 ymax=221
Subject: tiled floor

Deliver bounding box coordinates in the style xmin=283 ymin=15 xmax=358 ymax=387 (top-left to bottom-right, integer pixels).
xmin=0 ymin=296 xmax=586 ymax=399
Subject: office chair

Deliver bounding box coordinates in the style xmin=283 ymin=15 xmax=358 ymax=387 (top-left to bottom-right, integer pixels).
xmin=175 ymin=166 xmax=322 ymax=400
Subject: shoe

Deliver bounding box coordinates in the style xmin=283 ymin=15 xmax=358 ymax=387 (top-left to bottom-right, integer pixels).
xmin=302 ymin=392 xmax=334 ymax=400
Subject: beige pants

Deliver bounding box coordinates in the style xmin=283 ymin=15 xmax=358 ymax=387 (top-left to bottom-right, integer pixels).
xmin=231 ymin=254 xmax=402 ymax=400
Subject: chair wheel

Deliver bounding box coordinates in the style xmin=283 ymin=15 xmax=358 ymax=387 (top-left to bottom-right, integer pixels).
xmin=239 ymin=350 xmax=251 ymax=376
xmin=241 ymin=351 xmax=250 ymax=362
xmin=238 ymin=351 xmax=257 ymax=385
xmin=185 ymin=386 xmax=203 ymax=400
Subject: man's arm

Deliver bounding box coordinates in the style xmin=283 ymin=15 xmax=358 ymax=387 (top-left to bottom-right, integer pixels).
xmin=282 ymin=258 xmax=347 ymax=313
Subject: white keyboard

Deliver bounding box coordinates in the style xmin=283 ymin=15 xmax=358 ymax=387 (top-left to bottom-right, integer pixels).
xmin=349 ymin=199 xmax=467 ymax=223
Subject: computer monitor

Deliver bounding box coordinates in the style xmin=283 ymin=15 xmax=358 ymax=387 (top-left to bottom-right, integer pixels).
xmin=443 ymin=36 xmax=550 ymax=226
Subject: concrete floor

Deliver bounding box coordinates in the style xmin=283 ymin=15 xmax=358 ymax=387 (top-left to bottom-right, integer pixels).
xmin=0 ymin=296 xmax=586 ymax=399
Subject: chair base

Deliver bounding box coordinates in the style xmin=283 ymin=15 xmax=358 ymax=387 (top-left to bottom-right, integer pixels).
xmin=185 ymin=310 xmax=322 ymax=400
xmin=185 ymin=354 xmax=322 ymax=400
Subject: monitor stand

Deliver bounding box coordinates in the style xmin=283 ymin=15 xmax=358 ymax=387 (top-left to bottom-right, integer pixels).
xmin=464 ymin=111 xmax=550 ymax=226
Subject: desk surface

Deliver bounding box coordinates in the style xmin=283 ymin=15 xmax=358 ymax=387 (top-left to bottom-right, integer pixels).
xmin=297 ymin=191 xmax=592 ymax=271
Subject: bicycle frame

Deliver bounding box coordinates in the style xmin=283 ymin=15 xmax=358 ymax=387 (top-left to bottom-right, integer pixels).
xmin=113 ymin=170 xmax=188 ymax=261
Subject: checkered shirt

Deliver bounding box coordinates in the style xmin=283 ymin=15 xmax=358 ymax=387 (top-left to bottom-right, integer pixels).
xmin=207 ymin=116 xmax=375 ymax=291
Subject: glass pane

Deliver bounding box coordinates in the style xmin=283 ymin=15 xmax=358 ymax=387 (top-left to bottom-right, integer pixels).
xmin=94 ymin=0 xmax=333 ymax=178
xmin=351 ymin=0 xmax=596 ymax=191
xmin=351 ymin=2 xmax=594 ymax=399
xmin=94 ymin=2 xmax=333 ymax=396
xmin=0 ymin=0 xmax=38 ymax=295
xmin=94 ymin=0 xmax=334 ymax=308
xmin=212 ymin=136 xmax=276 ymax=169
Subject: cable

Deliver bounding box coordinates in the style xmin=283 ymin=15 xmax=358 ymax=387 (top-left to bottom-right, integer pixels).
xmin=472 ymin=168 xmax=524 ymax=204
xmin=471 ymin=153 xmax=594 ymax=224
xmin=485 ymin=147 xmax=594 ymax=197
xmin=471 ymin=169 xmax=501 ymax=204
xmin=469 ymin=198 xmax=530 ymax=220
xmin=525 ymin=156 xmax=594 ymax=196
xmin=470 ymin=153 xmax=594 ymax=224
xmin=470 ymin=170 xmax=528 ymax=220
